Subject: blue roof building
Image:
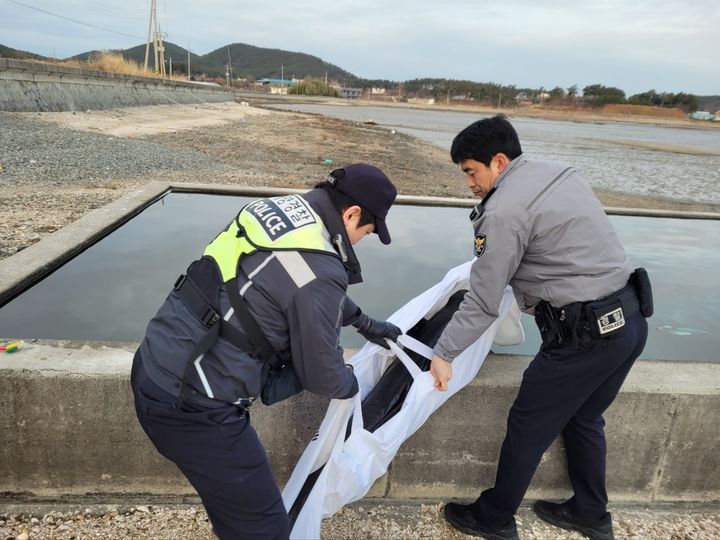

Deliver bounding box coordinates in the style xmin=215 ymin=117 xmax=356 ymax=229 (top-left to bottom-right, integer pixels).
xmin=257 ymin=78 xmax=297 ymax=86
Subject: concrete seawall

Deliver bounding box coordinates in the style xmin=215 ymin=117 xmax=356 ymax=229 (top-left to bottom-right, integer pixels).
xmin=1 ymin=342 xmax=718 ymax=503
xmin=0 ymin=59 xmax=234 ymax=112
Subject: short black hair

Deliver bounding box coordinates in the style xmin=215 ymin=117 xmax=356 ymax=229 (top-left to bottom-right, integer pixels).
xmin=314 ymin=182 xmax=375 ymax=227
xmin=450 ymin=114 xmax=523 ymax=166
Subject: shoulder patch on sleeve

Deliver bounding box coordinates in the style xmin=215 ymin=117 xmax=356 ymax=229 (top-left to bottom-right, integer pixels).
xmin=474 ymin=233 xmax=487 ymax=257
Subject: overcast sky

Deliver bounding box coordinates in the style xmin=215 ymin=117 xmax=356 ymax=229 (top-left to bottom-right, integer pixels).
xmin=3 ymin=0 xmax=718 ymax=96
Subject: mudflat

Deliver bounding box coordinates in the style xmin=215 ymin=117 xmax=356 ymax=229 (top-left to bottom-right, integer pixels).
xmin=1 ymin=101 xmax=717 ymax=261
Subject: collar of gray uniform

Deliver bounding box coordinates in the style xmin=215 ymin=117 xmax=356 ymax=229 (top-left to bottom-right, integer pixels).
xmin=303 ymin=188 xmax=364 ymax=285
xmin=469 ymin=155 xmax=527 ymax=222
xmin=491 ymin=154 xmax=526 ymax=191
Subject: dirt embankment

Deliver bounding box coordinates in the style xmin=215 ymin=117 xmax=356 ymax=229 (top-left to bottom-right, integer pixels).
xmin=0 ymin=102 xmax=717 ymax=260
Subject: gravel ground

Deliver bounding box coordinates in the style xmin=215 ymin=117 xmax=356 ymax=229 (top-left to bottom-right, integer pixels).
xmin=0 ymin=109 xmax=231 ymax=259
xmin=1 ymin=500 xmax=719 ymax=539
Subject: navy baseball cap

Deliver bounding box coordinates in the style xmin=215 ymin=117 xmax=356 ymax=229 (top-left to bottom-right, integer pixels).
xmin=327 ymin=163 xmax=397 ymax=244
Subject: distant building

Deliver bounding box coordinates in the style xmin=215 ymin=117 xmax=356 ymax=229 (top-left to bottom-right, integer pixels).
xmin=689 ymin=111 xmax=716 ymax=121
xmin=371 ymin=87 xmax=386 ymax=94
xmin=257 ymin=78 xmax=297 ymax=86
xmin=257 ymin=77 xmax=298 ymax=95
xmin=337 ymin=87 xmax=362 ymax=99
xmin=408 ymin=97 xmax=435 ymax=105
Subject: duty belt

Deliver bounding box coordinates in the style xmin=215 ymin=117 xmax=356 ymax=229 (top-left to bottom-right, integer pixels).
xmin=535 ymin=283 xmax=640 ymax=349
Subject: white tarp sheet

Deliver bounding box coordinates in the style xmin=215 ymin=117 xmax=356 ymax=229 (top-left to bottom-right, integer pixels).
xmin=282 ymin=260 xmax=524 ymax=539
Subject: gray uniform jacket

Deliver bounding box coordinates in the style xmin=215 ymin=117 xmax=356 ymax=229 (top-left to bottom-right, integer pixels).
xmin=434 ymin=156 xmax=633 ymax=361
xmin=140 ymin=188 xmax=361 ymax=404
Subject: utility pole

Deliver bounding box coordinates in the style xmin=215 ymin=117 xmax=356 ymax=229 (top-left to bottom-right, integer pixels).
xmin=144 ymin=0 xmax=153 ymax=70
xmin=226 ymin=47 xmax=233 ymax=87
xmin=226 ymin=54 xmax=230 ymax=87
xmin=187 ymin=45 xmax=191 ymax=80
xmin=144 ymin=0 xmax=166 ymax=77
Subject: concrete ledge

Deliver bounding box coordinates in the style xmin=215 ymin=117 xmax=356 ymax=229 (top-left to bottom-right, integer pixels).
xmin=0 ymin=341 xmax=718 ymax=503
xmin=0 ymin=59 xmax=234 ymax=112
xmin=0 ymin=182 xmax=168 ymax=305
xmin=0 ymin=182 xmax=309 ymax=305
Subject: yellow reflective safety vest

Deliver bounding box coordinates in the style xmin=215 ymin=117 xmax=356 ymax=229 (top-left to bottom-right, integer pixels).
xmin=174 ymin=194 xmax=340 ymax=404
xmin=204 ymin=194 xmax=337 ymax=282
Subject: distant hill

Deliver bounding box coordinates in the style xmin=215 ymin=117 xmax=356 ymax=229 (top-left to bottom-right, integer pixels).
xmin=71 ymin=42 xmax=203 ymax=68
xmin=200 ymin=43 xmax=356 ymax=82
xmin=69 ymin=41 xmax=356 ymax=82
xmin=0 ymin=44 xmax=50 ymax=61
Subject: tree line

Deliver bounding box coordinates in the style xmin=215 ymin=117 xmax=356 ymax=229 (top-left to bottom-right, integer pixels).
xmin=349 ymin=78 xmax=700 ymax=112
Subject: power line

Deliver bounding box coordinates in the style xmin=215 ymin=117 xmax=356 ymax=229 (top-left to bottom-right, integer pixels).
xmin=65 ymin=0 xmax=145 ymax=21
xmin=6 ymin=0 xmax=144 ymax=40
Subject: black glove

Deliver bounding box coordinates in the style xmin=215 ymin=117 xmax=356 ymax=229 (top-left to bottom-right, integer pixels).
xmin=352 ymin=312 xmax=402 ymax=349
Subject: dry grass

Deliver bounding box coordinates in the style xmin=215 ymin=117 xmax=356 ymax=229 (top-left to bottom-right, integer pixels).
xmin=43 ymin=51 xmax=187 ymax=82
xmin=602 ymin=103 xmax=687 ymax=118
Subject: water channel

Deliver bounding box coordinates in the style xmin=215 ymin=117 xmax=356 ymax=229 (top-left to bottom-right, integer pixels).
xmin=1 ymin=192 xmax=717 ymax=362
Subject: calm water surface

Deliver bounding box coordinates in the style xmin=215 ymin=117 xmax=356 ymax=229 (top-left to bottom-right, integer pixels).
xmin=270 ymin=103 xmax=720 ymax=204
xmin=1 ymin=193 xmax=717 ymax=362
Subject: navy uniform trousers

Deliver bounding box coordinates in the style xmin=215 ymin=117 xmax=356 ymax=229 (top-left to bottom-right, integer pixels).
xmin=131 ymin=352 xmax=290 ymax=540
xmin=473 ymin=310 xmax=648 ymax=527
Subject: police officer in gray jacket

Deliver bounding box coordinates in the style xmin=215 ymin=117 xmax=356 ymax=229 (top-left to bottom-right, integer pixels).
xmin=131 ymin=164 xmax=401 ymax=540
xmin=431 ymin=116 xmax=651 ymax=540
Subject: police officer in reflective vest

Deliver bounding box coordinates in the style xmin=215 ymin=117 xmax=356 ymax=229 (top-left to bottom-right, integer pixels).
xmin=131 ymin=163 xmax=401 ymax=540
xmin=430 ymin=116 xmax=652 ymax=540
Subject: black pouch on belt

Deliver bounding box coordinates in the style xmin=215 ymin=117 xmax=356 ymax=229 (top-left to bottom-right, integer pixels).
xmin=629 ymin=267 xmax=654 ymax=317
xmin=534 ymin=302 xmax=556 ymax=346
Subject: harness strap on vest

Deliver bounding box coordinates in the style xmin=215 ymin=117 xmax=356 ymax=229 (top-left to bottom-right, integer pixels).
xmin=173 ymin=273 xmax=251 ymax=350
xmin=173 ymin=274 xmax=220 ymax=327
xmin=174 ymin=272 xmax=277 ymax=403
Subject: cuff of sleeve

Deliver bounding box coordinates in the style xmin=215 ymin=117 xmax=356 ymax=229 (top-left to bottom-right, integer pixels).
xmin=339 ymin=374 xmax=359 ymax=399
xmin=345 ymin=307 xmax=363 ymax=327
xmin=432 ymin=343 xmax=457 ymax=363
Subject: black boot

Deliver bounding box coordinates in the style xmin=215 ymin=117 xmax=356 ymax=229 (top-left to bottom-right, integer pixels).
xmin=443 ymin=502 xmax=519 ymax=540
xmin=533 ymin=500 xmax=614 ymax=540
